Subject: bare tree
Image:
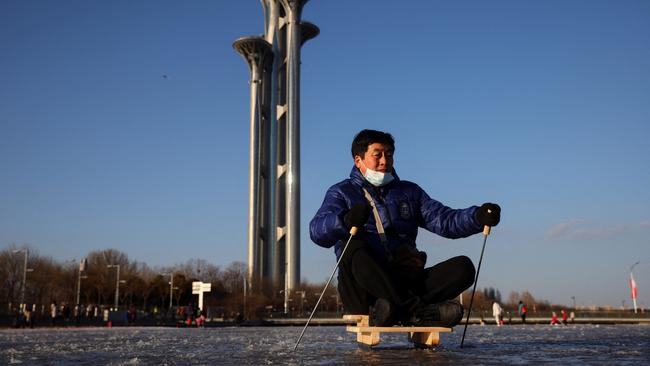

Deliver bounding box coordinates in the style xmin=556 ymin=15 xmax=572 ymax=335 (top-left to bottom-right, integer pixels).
xmin=0 ymin=244 xmax=24 ymax=309
xmin=29 ymin=255 xmax=62 ymax=307
xmin=508 ymin=291 xmax=521 ymax=307
xmin=85 ymin=249 xmax=130 ymax=306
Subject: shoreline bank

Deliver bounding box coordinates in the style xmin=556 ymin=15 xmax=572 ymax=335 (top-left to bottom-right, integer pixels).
xmin=3 ymin=316 xmax=650 ymax=329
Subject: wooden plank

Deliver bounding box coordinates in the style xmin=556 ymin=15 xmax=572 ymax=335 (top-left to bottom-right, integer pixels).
xmin=342 ymin=314 xmax=364 ymax=322
xmin=410 ymin=331 xmax=440 ymax=346
xmin=357 ymin=330 xmax=380 ymax=346
xmin=344 ymin=315 xmax=451 ymax=347
xmin=347 ymin=326 xmax=452 ymax=333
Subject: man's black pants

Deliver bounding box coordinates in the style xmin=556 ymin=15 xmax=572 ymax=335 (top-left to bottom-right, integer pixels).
xmin=337 ymin=238 xmax=475 ymax=314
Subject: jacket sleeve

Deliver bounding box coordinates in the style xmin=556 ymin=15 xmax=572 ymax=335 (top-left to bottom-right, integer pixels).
xmin=309 ymin=186 xmax=350 ymax=248
xmin=417 ymin=188 xmax=483 ymax=239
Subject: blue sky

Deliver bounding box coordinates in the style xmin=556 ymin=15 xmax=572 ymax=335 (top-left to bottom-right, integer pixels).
xmin=1 ymin=0 xmax=649 ymax=308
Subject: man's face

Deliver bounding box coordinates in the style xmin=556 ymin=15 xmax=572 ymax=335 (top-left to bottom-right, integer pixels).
xmin=354 ymin=142 xmax=394 ymax=174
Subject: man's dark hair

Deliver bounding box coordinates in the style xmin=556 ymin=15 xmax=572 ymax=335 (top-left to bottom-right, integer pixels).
xmin=351 ymin=129 xmax=395 ymax=158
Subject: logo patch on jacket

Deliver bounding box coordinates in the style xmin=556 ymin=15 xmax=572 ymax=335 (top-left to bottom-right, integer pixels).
xmin=399 ymin=201 xmax=411 ymax=220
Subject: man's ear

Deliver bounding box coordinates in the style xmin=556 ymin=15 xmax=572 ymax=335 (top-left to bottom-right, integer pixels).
xmin=353 ymin=155 xmax=363 ymax=169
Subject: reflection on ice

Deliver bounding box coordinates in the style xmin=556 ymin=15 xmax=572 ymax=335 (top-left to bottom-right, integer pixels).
xmin=0 ymin=325 xmax=649 ymax=365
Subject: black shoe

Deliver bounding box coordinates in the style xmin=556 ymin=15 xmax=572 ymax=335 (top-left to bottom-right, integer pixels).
xmin=369 ymin=298 xmax=396 ymax=326
xmin=410 ymin=300 xmax=464 ymax=327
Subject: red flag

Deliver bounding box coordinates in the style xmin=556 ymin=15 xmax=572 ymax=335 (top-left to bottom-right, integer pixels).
xmin=630 ymin=274 xmax=638 ymax=300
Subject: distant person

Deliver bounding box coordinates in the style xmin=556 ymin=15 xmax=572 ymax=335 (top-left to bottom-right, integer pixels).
xmin=13 ymin=308 xmax=22 ymax=328
xmin=128 ymin=305 xmax=137 ymax=325
xmin=23 ymin=307 xmax=34 ymax=328
xmin=50 ymin=301 xmax=58 ymax=326
xmin=570 ymin=311 xmax=575 ymax=324
xmin=185 ymin=306 xmax=194 ymax=327
xmin=550 ymin=311 xmax=559 ymax=325
xmin=492 ymin=301 xmax=504 ymax=326
xmin=310 ymin=129 xmax=501 ymax=326
xmin=561 ymin=309 xmax=568 ymax=325
xmin=196 ymin=311 xmax=206 ymax=327
xmin=518 ymin=301 xmax=527 ymax=324
xmin=63 ymin=303 xmax=71 ymax=322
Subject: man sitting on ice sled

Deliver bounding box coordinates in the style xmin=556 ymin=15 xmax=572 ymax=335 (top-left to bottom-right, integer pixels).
xmin=309 ymin=129 xmax=501 ymax=327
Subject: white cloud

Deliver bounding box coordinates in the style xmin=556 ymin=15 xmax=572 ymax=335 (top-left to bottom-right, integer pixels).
xmin=545 ymin=219 xmax=585 ymax=238
xmin=545 ymin=219 xmax=650 ymax=240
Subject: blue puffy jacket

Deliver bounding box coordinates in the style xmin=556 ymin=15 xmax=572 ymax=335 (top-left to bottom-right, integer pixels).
xmin=309 ymin=167 xmax=483 ymax=267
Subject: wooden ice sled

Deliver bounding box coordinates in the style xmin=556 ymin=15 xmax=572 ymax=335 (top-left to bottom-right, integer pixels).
xmin=344 ymin=314 xmax=452 ymax=348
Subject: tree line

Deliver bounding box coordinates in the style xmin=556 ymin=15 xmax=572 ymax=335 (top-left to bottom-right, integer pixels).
xmin=0 ymin=244 xmax=341 ymax=320
xmin=1 ymin=243 xmax=550 ymax=320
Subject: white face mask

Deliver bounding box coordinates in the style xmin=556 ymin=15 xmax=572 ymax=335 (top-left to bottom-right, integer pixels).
xmin=361 ymin=161 xmax=394 ymax=187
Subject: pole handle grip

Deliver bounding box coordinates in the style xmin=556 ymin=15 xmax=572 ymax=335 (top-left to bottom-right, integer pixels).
xmin=349 ymin=227 xmax=358 ymax=236
xmin=481 ymin=207 xmax=494 ymax=236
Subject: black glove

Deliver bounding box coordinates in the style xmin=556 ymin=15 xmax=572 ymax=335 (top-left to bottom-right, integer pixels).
xmin=343 ymin=203 xmax=371 ymax=230
xmin=475 ymin=203 xmax=501 ymax=227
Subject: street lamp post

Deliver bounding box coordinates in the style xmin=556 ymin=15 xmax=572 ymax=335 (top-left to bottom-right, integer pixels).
xmin=295 ymin=291 xmax=305 ymax=315
xmin=107 ymin=264 xmax=121 ymax=310
xmin=630 ymin=261 xmax=640 ymax=314
xmin=331 ymin=294 xmax=340 ymax=314
xmin=571 ymin=296 xmax=576 ymax=310
xmin=163 ymin=273 xmax=174 ymax=310
xmin=13 ymin=249 xmax=33 ymax=311
xmin=76 ymin=259 xmax=87 ymax=306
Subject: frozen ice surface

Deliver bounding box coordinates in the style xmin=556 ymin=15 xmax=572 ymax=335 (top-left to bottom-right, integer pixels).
xmin=1 ymin=324 xmax=649 ymax=365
